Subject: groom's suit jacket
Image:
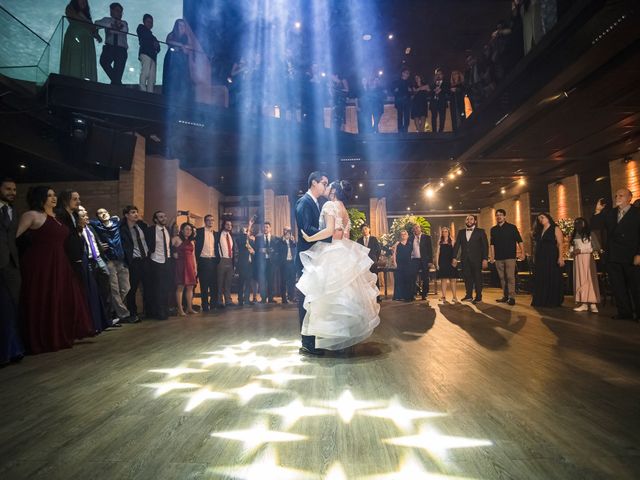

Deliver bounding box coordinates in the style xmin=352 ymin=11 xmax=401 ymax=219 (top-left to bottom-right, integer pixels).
xmin=295 ymin=193 xmax=330 ymax=275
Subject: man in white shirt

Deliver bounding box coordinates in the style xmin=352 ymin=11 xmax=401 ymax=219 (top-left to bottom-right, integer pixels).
xmin=95 ymin=3 xmax=128 ymax=85
xmin=257 ymin=222 xmax=277 ymax=303
xmin=145 ymin=210 xmax=172 ymax=319
xmin=195 ymin=214 xmax=219 ymax=311
xmin=408 ymin=224 xmax=434 ymax=302
xmin=217 ymin=219 xmax=236 ymax=307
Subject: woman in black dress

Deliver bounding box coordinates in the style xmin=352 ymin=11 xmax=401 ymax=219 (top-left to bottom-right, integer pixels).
xmin=411 ymin=74 xmax=430 ymax=132
xmin=163 ymin=19 xmax=193 ymax=100
xmin=449 ymin=71 xmax=467 ymax=131
xmin=436 ymin=226 xmax=459 ymax=303
xmin=393 ymin=229 xmax=414 ymax=301
xmin=532 ymin=213 xmax=565 ymax=307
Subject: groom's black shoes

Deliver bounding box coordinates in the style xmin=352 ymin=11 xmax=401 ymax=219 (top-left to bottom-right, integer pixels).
xmin=299 ymin=346 xmax=324 ymax=357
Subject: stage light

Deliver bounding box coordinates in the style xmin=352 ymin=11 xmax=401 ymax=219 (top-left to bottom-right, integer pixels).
xmin=355 ymin=195 xmax=359 ymax=199
xmin=388 ymin=33 xmax=394 ymax=40
xmin=19 ymin=164 xmax=26 ymax=169
xmin=448 ymin=173 xmax=455 ymax=179
xmin=266 ymin=171 xmax=273 ymax=179
xmin=425 ymin=188 xmax=434 ymax=198
xmin=359 ymin=183 xmax=363 ymax=187
xmin=378 ymin=70 xmax=384 ymax=76
xmin=362 ymin=33 xmax=372 ymax=41
xmin=294 ymin=21 xmax=301 ymax=29
xmin=321 ymin=72 xmax=327 ymax=77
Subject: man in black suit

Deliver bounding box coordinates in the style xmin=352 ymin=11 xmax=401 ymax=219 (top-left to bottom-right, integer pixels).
xmin=217 ymin=218 xmax=238 ymax=307
xmin=256 ymin=221 xmax=277 ymax=303
xmin=55 ymin=189 xmax=84 ymax=281
xmin=453 ymin=214 xmax=489 ymax=304
xmin=120 ymin=205 xmax=148 ymax=322
xmin=277 ymin=227 xmax=297 ymax=304
xmin=408 ymin=224 xmax=433 ymax=303
xmin=237 ymin=220 xmax=256 ymax=306
xmin=430 ymin=67 xmax=450 ymax=133
xmin=0 ymin=177 xmax=24 ymax=364
xmin=597 ymin=188 xmax=640 ymax=320
xmin=145 ymin=210 xmax=172 ymax=320
xmin=357 ymin=225 xmax=382 ymax=301
xmin=195 ymin=214 xmax=219 ymax=311
xmin=295 ymin=171 xmax=329 ymax=356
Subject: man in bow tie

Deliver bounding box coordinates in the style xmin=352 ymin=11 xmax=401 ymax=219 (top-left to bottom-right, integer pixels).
xmin=453 ymin=214 xmax=489 ymax=304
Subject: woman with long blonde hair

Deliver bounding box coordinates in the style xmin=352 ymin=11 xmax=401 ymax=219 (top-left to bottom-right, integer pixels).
xmin=436 ymin=226 xmax=459 ymax=303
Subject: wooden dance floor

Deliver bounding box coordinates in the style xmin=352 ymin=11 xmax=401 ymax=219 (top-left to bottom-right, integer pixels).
xmin=1 ymin=289 xmax=639 ymax=479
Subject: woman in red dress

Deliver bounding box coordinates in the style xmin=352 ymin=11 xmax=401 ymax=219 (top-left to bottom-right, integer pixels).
xmin=16 ymin=186 xmax=93 ymax=354
xmin=172 ymin=222 xmax=198 ymax=316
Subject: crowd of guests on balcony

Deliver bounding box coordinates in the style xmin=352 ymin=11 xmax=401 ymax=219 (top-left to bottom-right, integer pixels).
xmin=57 ymin=0 xmax=566 ymax=133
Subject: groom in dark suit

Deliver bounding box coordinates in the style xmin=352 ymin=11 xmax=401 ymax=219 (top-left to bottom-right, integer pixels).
xmin=453 ymin=214 xmax=489 ymax=304
xmin=295 ymin=171 xmax=329 ymax=356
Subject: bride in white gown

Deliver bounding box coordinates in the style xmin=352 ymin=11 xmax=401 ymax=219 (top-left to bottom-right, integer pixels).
xmin=297 ymin=180 xmax=380 ymax=350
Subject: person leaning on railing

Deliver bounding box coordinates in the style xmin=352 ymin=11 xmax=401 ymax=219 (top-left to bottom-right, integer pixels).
xmin=94 ymin=2 xmax=129 ymax=86
xmin=136 ymin=14 xmax=161 ymax=93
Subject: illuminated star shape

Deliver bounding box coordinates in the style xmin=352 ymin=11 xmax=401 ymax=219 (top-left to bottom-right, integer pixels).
xmin=254 ymin=373 xmax=314 ymax=386
xmin=194 ymin=355 xmax=235 ymax=367
xmin=261 ymin=399 xmax=333 ymax=429
xmin=148 ymin=367 xmax=207 ymax=378
xmin=184 ymin=387 xmax=230 ymax=412
xmin=211 ymin=421 xmax=306 ymax=452
xmin=269 ymin=354 xmax=305 ymax=372
xmin=363 ymin=453 xmax=476 ymax=479
xmin=383 ymin=426 xmax=492 ymax=459
xmin=361 ymin=397 xmax=446 ymax=431
xmin=209 ymin=446 xmax=315 ymax=480
xmin=202 ymin=347 xmax=243 ymax=357
xmin=229 ymin=382 xmax=280 ymax=405
xmin=323 ymin=390 xmax=382 ymax=423
xmin=238 ymin=352 xmax=271 ymax=371
xmin=142 ymin=381 xmax=201 ymax=397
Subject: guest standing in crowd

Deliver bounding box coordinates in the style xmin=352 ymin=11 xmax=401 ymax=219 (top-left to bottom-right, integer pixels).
xmin=16 ymin=187 xmax=93 ymax=353
xmin=55 ymin=189 xmax=84 ymax=282
xmin=278 ymin=228 xmax=297 ymax=304
xmin=256 ymin=222 xmax=277 ymax=303
xmin=172 ymin=222 xmax=197 ymax=316
xmin=61 ymin=0 xmax=102 ymax=82
xmin=531 ymin=213 xmax=564 ymax=307
xmin=411 ymin=74 xmax=430 ymax=133
xmin=570 ymin=217 xmax=601 ymax=313
xmin=435 ymin=226 xmax=459 ymax=303
xmin=393 ymin=67 xmax=412 ymax=133
xmin=195 ymin=214 xmax=219 ymax=312
xmin=77 ymin=206 xmax=111 ymax=332
xmin=329 ymin=73 xmax=349 ymax=131
xmin=92 ymin=208 xmax=131 ymax=323
xmin=0 ymin=178 xmax=24 ymax=364
xmin=120 ymin=205 xmax=147 ymax=322
xmin=393 ymin=230 xmax=414 ymax=301
xmin=430 ymin=68 xmax=450 ymax=133
xmin=596 ymin=188 xmax=640 ymax=320
xmin=449 ymin=70 xmax=467 ymax=131
xmin=95 ymin=2 xmax=128 ymax=85
xmin=453 ymin=215 xmax=489 ymax=304
xmin=145 ymin=210 xmax=172 ymax=320
xmin=163 ymin=19 xmax=193 ymax=98
xmin=237 ymin=219 xmax=257 ymax=307
xmin=217 ymin=219 xmax=236 ymax=307
xmin=489 ymin=209 xmax=524 ymax=306
xmin=137 ymin=14 xmax=160 ymax=92
xmin=357 ymin=225 xmax=382 ymax=302
xmin=409 ymin=224 xmax=433 ymax=303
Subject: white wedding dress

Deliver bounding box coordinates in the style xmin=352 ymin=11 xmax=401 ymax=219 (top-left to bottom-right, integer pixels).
xmin=296 ymin=201 xmax=381 ymax=350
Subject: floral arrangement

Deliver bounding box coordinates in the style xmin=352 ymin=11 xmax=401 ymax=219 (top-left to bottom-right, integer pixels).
xmin=380 ymin=215 xmax=431 ymax=252
xmin=347 ymin=208 xmax=367 ymax=241
xmin=557 ymin=218 xmax=574 ymax=237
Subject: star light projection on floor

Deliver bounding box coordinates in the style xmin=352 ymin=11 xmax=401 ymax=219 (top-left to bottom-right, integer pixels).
xmin=141 ymin=338 xmax=492 ymax=479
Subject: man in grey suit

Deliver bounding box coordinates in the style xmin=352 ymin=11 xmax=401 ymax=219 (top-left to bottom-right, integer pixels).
xmin=0 ymin=177 xmax=24 ymax=364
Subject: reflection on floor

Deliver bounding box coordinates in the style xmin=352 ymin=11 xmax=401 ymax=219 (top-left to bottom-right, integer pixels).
xmin=1 ymin=288 xmax=639 ymax=479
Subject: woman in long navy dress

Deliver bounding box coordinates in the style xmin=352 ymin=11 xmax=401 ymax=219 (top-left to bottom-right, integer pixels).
xmin=531 ymin=213 xmax=565 ymax=307
xmin=393 ymin=229 xmax=415 ymax=301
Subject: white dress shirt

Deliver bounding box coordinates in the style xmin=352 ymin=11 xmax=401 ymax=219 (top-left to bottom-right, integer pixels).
xmin=411 ymin=234 xmax=421 ymax=259
xmin=306 ymin=190 xmax=320 ymax=211
xmin=219 ymin=231 xmax=234 ymax=259
xmin=201 ymin=228 xmax=216 ymax=258
xmin=466 ymin=226 xmax=475 ymax=241
xmin=285 ymin=240 xmax=293 ymax=261
xmin=150 ymin=225 xmax=170 ymax=263
xmin=363 ymin=235 xmax=370 ymax=248
xmin=95 ymin=16 xmax=129 ymax=48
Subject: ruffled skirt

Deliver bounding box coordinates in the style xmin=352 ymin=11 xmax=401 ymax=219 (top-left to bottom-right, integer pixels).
xmin=296 ymin=239 xmax=380 ymax=350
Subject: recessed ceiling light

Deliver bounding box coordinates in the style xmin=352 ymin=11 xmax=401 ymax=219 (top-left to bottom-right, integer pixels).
xmin=500 ymin=188 xmax=506 ymax=194
xmin=448 ymin=205 xmax=453 ymax=210
xmin=19 ymin=164 xmax=26 ymax=169
xmin=362 ymin=33 xmax=372 ymax=41
xmin=455 ymin=186 xmax=459 ymax=190
xmin=388 ymin=33 xmax=394 ymax=40
xmin=595 ymin=176 xmax=607 ymax=182
xmin=359 ymin=183 xmax=363 ymax=188
xmin=377 ymin=183 xmax=385 ymax=187
xmin=481 ymin=181 xmax=491 ymax=185
xmin=448 ymin=173 xmax=455 ymax=179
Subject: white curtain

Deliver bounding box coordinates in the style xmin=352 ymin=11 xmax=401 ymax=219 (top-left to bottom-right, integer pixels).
xmin=369 ymin=197 xmax=388 ymax=237
xmin=274 ymin=195 xmax=291 ymax=236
